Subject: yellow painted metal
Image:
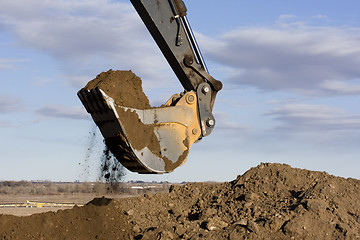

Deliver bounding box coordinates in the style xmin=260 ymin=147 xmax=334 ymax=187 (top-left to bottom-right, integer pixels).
xmin=121 ymin=91 xmax=201 ymax=172
xmin=36 ymin=202 xmax=43 ymax=208
xmin=173 ymin=91 xmax=201 ymax=147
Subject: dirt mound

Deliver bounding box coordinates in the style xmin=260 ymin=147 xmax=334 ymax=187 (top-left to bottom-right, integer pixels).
xmin=1 ymin=163 xmax=359 ymax=239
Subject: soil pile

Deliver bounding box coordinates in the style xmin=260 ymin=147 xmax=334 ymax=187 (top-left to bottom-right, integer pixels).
xmin=1 ymin=163 xmax=359 ymax=239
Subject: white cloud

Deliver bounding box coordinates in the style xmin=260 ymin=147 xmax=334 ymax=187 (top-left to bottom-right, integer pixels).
xmin=0 ymin=58 xmax=26 ymax=69
xmin=266 ymin=98 xmax=299 ymax=105
xmin=0 ymin=0 xmax=172 ymax=88
xmin=198 ymin=20 xmax=360 ymax=96
xmin=321 ymin=80 xmax=360 ymax=95
xmin=30 ymin=77 xmax=54 ymax=87
xmin=0 ymin=120 xmax=17 ymax=128
xmin=266 ymin=104 xmax=360 ymax=131
xmin=36 ymin=104 xmax=88 ymax=120
xmin=64 ymin=75 xmax=92 ymax=89
xmin=213 ymin=111 xmax=250 ymax=131
xmin=0 ymin=94 xmax=24 ymax=113
xmin=7 ymin=1 xmax=359 ymax=99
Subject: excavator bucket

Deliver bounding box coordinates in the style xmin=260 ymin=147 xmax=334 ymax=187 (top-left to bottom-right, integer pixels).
xmin=78 ymin=77 xmax=201 ymax=174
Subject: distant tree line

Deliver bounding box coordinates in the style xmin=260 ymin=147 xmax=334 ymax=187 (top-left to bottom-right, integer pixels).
xmin=0 ymin=181 xmax=171 ymax=195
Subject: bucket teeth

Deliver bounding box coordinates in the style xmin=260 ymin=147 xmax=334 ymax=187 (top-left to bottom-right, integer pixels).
xmin=78 ymin=89 xmax=110 ymax=113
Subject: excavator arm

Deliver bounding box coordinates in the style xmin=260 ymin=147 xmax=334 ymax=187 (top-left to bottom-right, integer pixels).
xmin=131 ymin=0 xmax=222 ymax=137
xmin=77 ymin=0 xmax=222 ymax=174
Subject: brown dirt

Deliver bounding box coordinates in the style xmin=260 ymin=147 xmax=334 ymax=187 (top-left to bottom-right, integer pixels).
xmin=84 ymin=70 xmax=151 ymax=110
xmin=1 ymin=163 xmax=359 ymax=239
xmin=115 ymin=107 xmax=161 ymax=154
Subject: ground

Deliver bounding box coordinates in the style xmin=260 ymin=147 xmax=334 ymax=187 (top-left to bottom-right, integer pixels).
xmin=0 ymin=163 xmax=359 ymax=239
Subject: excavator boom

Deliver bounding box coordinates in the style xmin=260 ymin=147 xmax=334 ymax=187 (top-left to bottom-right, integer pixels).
xmin=78 ymin=0 xmax=222 ymax=174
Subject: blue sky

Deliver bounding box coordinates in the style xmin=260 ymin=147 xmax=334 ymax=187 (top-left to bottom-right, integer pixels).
xmin=1 ymin=0 xmax=360 ymax=182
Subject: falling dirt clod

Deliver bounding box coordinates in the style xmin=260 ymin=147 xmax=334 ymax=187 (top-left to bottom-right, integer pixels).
xmin=1 ymin=163 xmax=359 ymax=239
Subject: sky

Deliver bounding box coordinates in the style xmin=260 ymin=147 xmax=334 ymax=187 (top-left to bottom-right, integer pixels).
xmin=1 ymin=0 xmax=360 ymax=182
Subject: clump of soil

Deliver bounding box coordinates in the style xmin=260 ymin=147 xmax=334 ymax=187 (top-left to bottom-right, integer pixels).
xmin=1 ymin=163 xmax=359 ymax=239
xmin=84 ymin=70 xmax=151 ymax=109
